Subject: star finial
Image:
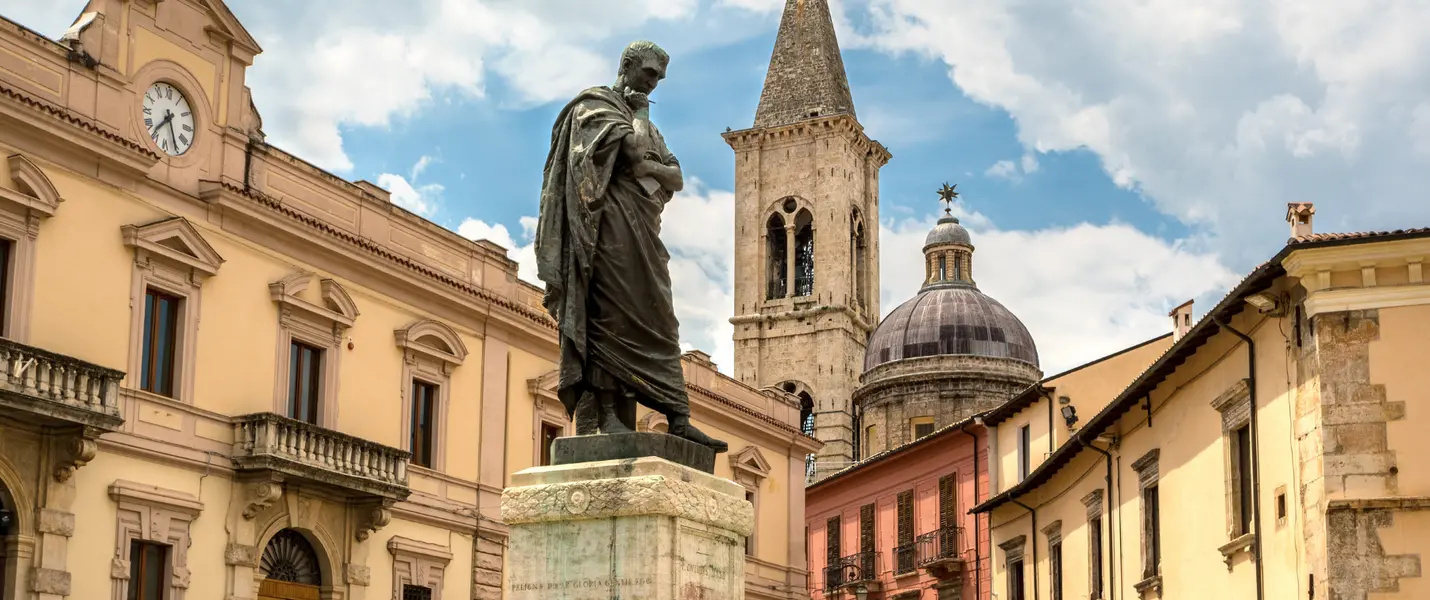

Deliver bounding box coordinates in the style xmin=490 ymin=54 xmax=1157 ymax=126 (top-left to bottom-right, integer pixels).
xmin=937 ymin=183 xmax=959 ymax=216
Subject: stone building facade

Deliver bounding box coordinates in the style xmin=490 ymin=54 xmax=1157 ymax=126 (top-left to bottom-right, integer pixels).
xmin=0 ymin=2 xmax=820 ymax=600
xmin=855 ymin=213 xmax=1041 ymax=458
xmin=974 ymin=206 xmax=1430 ymax=600
xmin=725 ymin=0 xmax=890 ymax=480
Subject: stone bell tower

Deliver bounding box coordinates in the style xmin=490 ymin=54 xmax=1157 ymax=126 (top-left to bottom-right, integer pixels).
xmin=723 ymin=0 xmax=891 ymax=480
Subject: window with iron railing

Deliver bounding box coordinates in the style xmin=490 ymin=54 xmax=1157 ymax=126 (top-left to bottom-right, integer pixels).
xmin=895 ymin=489 xmax=916 ymax=574
xmin=916 ymin=526 xmax=962 ymax=566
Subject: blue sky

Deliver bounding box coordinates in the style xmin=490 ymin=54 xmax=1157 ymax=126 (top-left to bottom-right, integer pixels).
xmin=11 ymin=0 xmax=1430 ymax=374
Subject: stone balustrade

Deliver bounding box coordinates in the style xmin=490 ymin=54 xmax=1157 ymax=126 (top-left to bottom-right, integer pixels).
xmin=0 ymin=337 xmax=124 ymax=430
xmin=232 ymin=413 xmax=410 ymax=501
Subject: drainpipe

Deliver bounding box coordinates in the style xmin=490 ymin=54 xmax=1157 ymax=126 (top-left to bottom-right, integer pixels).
xmin=980 ymin=415 xmax=998 ymax=599
xmin=1084 ymin=439 xmax=1117 ymax=600
xmin=1214 ymin=315 xmax=1264 ymax=600
xmin=1011 ymin=499 xmax=1039 ymax=600
xmin=958 ymin=423 xmax=982 ymax=600
xmin=1046 ymin=391 xmax=1056 ymax=455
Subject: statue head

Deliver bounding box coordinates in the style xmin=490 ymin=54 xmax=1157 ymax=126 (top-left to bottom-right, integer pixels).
xmin=616 ymin=40 xmax=669 ymax=95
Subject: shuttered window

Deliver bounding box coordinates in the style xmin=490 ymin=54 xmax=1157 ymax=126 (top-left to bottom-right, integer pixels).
xmin=938 ymin=474 xmax=956 ymax=529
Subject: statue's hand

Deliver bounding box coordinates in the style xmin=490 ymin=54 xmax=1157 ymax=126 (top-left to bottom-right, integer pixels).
xmin=631 ymin=159 xmax=662 ymax=180
xmin=623 ymin=89 xmax=651 ymax=110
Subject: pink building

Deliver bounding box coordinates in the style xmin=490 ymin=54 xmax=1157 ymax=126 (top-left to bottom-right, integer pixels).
xmin=806 ymin=418 xmax=989 ymax=600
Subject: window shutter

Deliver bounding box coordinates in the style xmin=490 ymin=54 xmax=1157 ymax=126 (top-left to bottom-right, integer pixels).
xmin=897 ymin=490 xmax=914 ymax=545
xmin=827 ymin=516 xmax=841 ymax=561
xmin=938 ymin=474 xmax=956 ymax=530
xmin=860 ymin=504 xmax=875 ymax=553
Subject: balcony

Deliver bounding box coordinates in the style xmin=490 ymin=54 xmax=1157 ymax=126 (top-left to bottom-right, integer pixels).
xmin=825 ymin=551 xmax=880 ymax=592
xmin=0 ymin=337 xmax=124 ymax=432
xmin=894 ymin=541 xmax=918 ymax=576
xmin=916 ymin=526 xmax=965 ymax=579
xmin=232 ymin=413 xmax=410 ymax=502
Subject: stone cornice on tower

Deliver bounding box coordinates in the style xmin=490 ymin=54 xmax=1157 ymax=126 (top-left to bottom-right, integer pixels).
xmin=722 ymin=114 xmax=891 ymax=166
xmin=753 ymin=0 xmax=858 ymax=129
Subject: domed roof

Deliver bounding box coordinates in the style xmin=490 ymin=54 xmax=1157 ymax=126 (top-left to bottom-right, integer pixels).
xmin=865 ymin=285 xmax=1039 ymax=372
xmin=925 ymin=216 xmax=971 ymax=248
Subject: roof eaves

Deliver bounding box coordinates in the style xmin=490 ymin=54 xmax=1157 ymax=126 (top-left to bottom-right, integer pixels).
xmin=808 ymin=412 xmax=984 ymax=491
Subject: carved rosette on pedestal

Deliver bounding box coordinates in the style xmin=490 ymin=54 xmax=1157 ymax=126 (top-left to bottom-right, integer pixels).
xmin=501 ymin=457 xmax=754 ymax=600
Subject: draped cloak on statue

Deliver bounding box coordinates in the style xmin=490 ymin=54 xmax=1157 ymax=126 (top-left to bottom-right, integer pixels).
xmin=533 ymin=86 xmax=691 ymax=420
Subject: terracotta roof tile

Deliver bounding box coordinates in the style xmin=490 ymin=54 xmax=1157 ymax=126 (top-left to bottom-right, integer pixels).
xmin=1290 ymin=228 xmax=1430 ymax=244
xmin=0 ymin=82 xmax=160 ymax=161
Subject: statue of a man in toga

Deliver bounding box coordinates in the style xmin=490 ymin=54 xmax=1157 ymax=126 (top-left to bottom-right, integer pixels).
xmin=534 ymin=40 xmax=727 ymax=453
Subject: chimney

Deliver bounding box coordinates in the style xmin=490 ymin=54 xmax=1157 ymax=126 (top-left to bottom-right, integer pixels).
xmin=354 ymin=180 xmax=391 ymax=204
xmin=1170 ymin=299 xmax=1194 ymax=342
xmin=1287 ymin=203 xmax=1315 ymax=239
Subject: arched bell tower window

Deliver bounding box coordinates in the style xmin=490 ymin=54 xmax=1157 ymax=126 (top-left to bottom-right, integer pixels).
xmin=798 ymin=391 xmax=815 ymax=477
xmin=766 ymin=214 xmax=788 ymax=299
xmin=853 ymin=215 xmax=868 ymax=310
xmin=793 ymin=209 xmax=815 ymax=297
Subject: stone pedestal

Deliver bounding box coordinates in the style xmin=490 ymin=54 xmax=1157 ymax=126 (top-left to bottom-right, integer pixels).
xmin=501 ymin=457 xmax=753 ymax=600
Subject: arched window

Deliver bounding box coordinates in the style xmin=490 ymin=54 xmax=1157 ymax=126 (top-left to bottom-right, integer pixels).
xmin=766 ymin=214 xmax=788 ymax=299
xmin=954 ymin=252 xmax=964 ymax=281
xmin=261 ymin=529 xmax=322 ymax=593
xmin=937 ymin=255 xmax=947 ymax=281
xmin=0 ymin=484 xmax=11 ymax=597
xmin=794 ymin=209 xmax=815 ymax=297
xmin=798 ymin=391 xmax=815 ymax=477
xmin=854 ymin=219 xmax=868 ymax=309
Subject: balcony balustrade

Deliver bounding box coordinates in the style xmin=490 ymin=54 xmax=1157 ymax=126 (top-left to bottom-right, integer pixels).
xmin=232 ymin=412 xmax=410 ymax=501
xmin=916 ymin=526 xmax=965 ymax=579
xmin=825 ymin=550 xmax=880 ymax=592
xmin=0 ymin=337 xmax=124 ymax=431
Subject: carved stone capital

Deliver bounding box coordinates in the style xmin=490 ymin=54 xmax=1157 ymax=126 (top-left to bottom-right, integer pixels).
xmin=242 ymin=481 xmax=283 ymax=520
xmin=111 ymin=558 xmax=130 ymax=580
xmin=355 ymin=504 xmax=392 ymax=542
xmin=53 ymin=436 xmax=97 ymax=482
xmin=344 ymin=563 xmax=371 ymax=586
xmin=29 ymin=567 xmax=71 ymax=595
xmin=224 ymin=543 xmax=260 ymax=567
xmin=37 ymin=508 xmax=75 ymax=537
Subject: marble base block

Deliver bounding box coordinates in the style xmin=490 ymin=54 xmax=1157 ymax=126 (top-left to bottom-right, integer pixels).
xmin=501 ymin=457 xmax=754 ymax=600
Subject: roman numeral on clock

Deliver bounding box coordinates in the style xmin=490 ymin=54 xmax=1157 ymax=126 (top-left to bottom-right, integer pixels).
xmin=178 ymin=134 xmax=189 ymax=145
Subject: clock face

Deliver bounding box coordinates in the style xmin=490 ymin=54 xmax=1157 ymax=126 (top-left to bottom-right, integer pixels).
xmin=142 ymin=82 xmax=195 ymax=156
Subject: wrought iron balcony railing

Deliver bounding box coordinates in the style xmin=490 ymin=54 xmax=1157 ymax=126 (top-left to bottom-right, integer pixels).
xmin=917 ymin=526 xmax=963 ymax=566
xmin=825 ymin=550 xmax=879 ymax=590
xmin=233 ymin=412 xmax=410 ymax=501
xmin=894 ymin=542 xmax=918 ymax=575
xmin=0 ymin=337 xmax=124 ymax=431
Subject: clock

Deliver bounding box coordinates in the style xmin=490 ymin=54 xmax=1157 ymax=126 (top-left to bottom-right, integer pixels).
xmin=142 ymin=82 xmax=195 ymax=156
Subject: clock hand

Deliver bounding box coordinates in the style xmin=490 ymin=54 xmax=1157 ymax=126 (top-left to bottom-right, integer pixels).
xmin=149 ymin=113 xmax=173 ymax=138
xmin=167 ymin=120 xmax=179 ymax=150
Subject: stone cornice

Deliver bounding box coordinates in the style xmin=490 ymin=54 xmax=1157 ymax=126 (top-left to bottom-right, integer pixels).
xmin=730 ymin=303 xmax=875 ymax=334
xmin=722 ymin=114 xmax=892 ymax=166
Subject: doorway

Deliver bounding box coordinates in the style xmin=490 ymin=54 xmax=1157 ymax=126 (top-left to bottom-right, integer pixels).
xmin=258 ymin=529 xmax=322 ymax=600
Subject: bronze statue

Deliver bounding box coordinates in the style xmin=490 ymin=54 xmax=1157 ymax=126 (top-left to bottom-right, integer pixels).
xmin=534 ymin=40 xmax=727 ymax=453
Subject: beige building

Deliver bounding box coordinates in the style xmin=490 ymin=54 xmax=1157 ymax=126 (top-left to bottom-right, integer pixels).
xmin=973 ymin=205 xmax=1430 ymax=600
xmin=725 ymin=0 xmax=890 ymax=481
xmin=0 ymin=2 xmax=819 ymax=600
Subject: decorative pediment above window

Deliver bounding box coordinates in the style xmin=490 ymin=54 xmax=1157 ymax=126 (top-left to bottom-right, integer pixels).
xmin=394 ymin=320 xmax=468 ymax=371
xmin=268 ymin=272 xmax=359 ymax=330
xmin=730 ymin=445 xmax=772 ymax=486
xmin=2 ymin=154 xmax=62 ymax=219
xmin=121 ymin=217 xmax=224 ymax=279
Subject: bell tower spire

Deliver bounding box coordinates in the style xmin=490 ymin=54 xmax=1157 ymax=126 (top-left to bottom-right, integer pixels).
xmin=724 ymin=0 xmax=890 ymax=482
xmin=754 ymin=0 xmax=857 ymax=128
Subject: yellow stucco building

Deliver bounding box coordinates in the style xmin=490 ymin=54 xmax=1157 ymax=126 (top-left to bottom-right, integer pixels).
xmin=0 ymin=2 xmax=820 ymax=599
xmin=974 ymin=205 xmax=1430 ymax=600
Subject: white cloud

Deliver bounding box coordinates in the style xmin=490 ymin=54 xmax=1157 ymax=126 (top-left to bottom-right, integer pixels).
xmin=376 ymin=156 xmax=445 ymax=217
xmin=984 ymin=160 xmax=1019 ymax=180
xmin=1020 ymin=152 xmax=1039 ymax=174
xmin=855 ymin=0 xmax=1430 ymax=265
xmin=879 ymin=215 xmax=1238 ymax=373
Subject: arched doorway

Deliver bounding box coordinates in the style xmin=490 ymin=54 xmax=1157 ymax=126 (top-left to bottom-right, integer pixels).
xmin=258 ymin=529 xmax=323 ymax=600
xmin=0 ymin=480 xmax=16 ymax=600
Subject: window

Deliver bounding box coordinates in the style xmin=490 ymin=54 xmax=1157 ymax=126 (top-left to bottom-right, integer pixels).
xmin=1084 ymin=489 xmax=1105 ymax=600
xmin=1235 ymin=425 xmax=1253 ymax=535
xmin=896 ymin=490 xmax=915 ymax=574
xmin=396 ymin=320 xmax=468 ymax=472
xmin=127 ymin=540 xmax=169 ymax=600
xmin=937 ymin=254 xmax=947 ymax=280
xmin=540 ymin=422 xmax=563 ymax=467
xmin=766 ymin=214 xmax=788 ymax=299
xmin=854 ymin=220 xmax=868 ymax=309
xmin=287 ymin=341 xmax=323 ymax=423
xmin=269 ymin=273 xmax=358 ymax=426
xmin=859 ymin=503 xmax=875 ymax=575
xmin=793 ymin=209 xmax=814 ymax=297
xmin=826 ymin=515 xmax=841 ymax=576
xmin=1008 ymin=557 xmax=1026 ymax=600
xmin=1051 ymin=539 xmax=1063 ymax=600
xmin=911 ymin=416 xmax=935 ymax=441
xmin=954 ymin=253 xmax=964 ymax=281
xmin=1144 ymin=485 xmax=1161 ymax=579
xmin=141 ymin=288 xmax=181 ymax=397
xmin=1018 ymin=425 xmax=1032 ymax=481
xmin=410 ymin=380 xmax=438 ymax=468
xmin=1 ymin=154 xmax=66 ymax=342
xmin=865 ymin=424 xmax=878 ymax=457
xmin=403 ymin=585 xmax=434 ymax=600
xmin=1089 ymin=516 xmax=1104 ymax=599
xmin=0 ymin=239 xmax=11 ymax=335
xmin=125 ymin=217 xmax=223 ymax=404
xmin=746 ymin=490 xmax=758 ymax=556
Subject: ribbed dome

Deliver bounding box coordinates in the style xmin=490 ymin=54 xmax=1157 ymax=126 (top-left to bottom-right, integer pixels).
xmin=924 ymin=216 xmax=971 ymax=248
xmin=865 ymin=285 xmax=1039 ymax=372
